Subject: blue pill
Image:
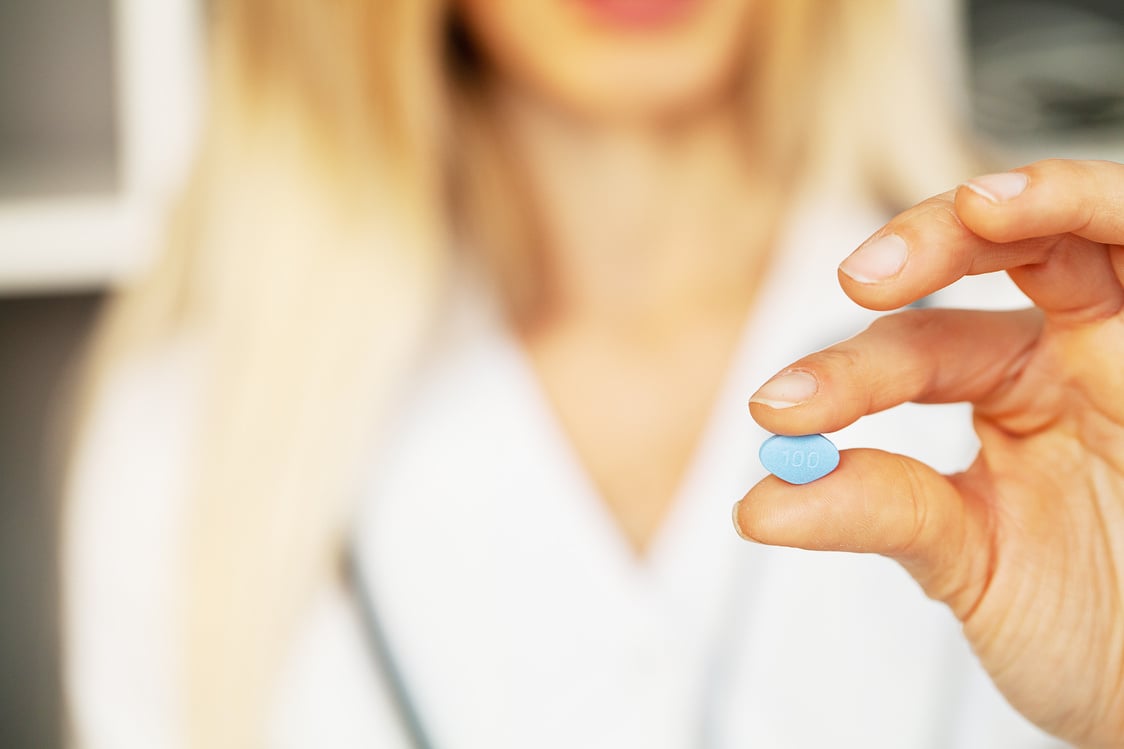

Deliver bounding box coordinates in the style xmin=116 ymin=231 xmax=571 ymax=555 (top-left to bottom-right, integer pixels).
xmin=759 ymin=434 xmax=840 ymax=485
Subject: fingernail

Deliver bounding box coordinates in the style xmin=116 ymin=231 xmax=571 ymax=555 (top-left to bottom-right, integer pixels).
xmin=732 ymin=501 xmax=753 ymax=541
xmin=750 ymin=370 xmax=818 ymax=409
xmin=962 ymin=172 xmax=1028 ymax=203
xmin=838 ymin=233 xmax=909 ymax=284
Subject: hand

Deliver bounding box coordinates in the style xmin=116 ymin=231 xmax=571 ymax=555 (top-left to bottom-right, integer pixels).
xmin=733 ymin=159 xmax=1124 ymax=747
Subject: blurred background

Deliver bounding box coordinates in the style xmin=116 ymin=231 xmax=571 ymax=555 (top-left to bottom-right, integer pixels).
xmin=1 ymin=0 xmax=1123 ymax=746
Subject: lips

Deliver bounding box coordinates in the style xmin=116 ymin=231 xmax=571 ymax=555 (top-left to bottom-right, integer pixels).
xmin=572 ymin=0 xmax=698 ymax=28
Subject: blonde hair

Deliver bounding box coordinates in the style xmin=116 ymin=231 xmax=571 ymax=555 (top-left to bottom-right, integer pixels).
xmin=70 ymin=1 xmax=975 ymax=746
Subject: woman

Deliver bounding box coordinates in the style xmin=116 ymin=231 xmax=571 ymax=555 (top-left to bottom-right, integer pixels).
xmin=65 ymin=0 xmax=1124 ymax=747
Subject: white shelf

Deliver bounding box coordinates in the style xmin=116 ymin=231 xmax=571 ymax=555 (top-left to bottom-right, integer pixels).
xmin=0 ymin=196 xmax=156 ymax=294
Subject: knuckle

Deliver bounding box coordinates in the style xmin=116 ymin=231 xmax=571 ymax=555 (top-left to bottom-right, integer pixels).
xmin=1027 ymin=157 xmax=1078 ymax=181
xmin=809 ymin=345 xmax=864 ymax=378
xmin=1032 ymin=157 xmax=1067 ymax=172
xmin=804 ymin=345 xmax=870 ymax=410
xmin=808 ymin=344 xmax=879 ymax=415
xmin=878 ymin=309 xmax=944 ymax=396
xmin=893 ymin=456 xmax=932 ymax=557
xmin=891 ymin=199 xmax=964 ymax=239
xmin=1029 ymin=157 xmax=1112 ymax=188
xmin=923 ymin=200 xmax=965 ymax=231
xmin=1080 ymin=158 xmax=1121 ymax=172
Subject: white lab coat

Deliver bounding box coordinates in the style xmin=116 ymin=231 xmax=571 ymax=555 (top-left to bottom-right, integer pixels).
xmin=65 ymin=188 xmax=1070 ymax=748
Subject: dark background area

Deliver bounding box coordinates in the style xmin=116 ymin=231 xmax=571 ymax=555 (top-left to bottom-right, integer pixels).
xmin=0 ymin=0 xmax=118 ymax=199
xmin=2 ymin=0 xmax=1123 ymax=747
xmin=0 ymin=293 xmax=103 ymax=749
xmin=1 ymin=0 xmax=116 ymax=745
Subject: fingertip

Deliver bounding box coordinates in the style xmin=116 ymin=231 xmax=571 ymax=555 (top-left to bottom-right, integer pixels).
xmin=750 ymin=359 xmax=873 ymax=437
xmin=749 ymin=399 xmax=845 ymax=438
xmin=748 ymin=369 xmax=819 ymax=410
xmin=838 ymin=233 xmax=908 ymax=285
xmin=954 ymin=167 xmax=1042 ymax=243
xmin=733 ymin=474 xmax=809 ymax=546
xmin=746 ymin=399 xmax=775 ymax=427
xmin=961 ymin=172 xmax=1029 ymax=205
xmin=836 ymin=267 xmax=911 ymax=311
xmin=748 ymin=368 xmax=829 ymax=434
xmin=836 ymin=234 xmax=915 ymax=311
xmin=732 ymin=497 xmax=754 ymax=542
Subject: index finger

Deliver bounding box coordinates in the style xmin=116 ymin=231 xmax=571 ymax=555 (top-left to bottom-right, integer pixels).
xmin=838 ymin=159 xmax=1124 ymax=322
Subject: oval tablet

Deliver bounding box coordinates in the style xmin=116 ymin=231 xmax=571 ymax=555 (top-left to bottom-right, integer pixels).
xmin=759 ymin=434 xmax=839 ymax=485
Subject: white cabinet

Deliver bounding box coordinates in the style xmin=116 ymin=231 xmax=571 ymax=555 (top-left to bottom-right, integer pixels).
xmin=0 ymin=0 xmax=203 ymax=294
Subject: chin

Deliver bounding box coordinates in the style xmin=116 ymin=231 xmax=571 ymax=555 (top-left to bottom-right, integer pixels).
xmin=456 ymin=0 xmax=755 ymax=125
xmin=518 ymin=34 xmax=747 ymax=124
xmin=555 ymin=72 xmax=735 ymax=124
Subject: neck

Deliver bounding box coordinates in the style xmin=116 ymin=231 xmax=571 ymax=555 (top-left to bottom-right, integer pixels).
xmin=496 ymin=86 xmax=779 ymax=333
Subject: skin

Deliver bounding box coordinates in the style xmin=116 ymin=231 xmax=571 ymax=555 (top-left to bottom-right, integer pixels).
xmin=456 ymin=0 xmax=774 ymax=551
xmin=455 ymin=0 xmax=759 ymax=123
xmin=457 ymin=1 xmax=1124 ymax=744
xmin=735 ymin=159 xmax=1124 ymax=746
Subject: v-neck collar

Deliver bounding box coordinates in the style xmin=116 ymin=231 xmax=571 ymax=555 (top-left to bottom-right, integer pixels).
xmin=489 ymin=188 xmax=884 ymax=591
xmin=353 ymin=189 xmax=897 ymax=749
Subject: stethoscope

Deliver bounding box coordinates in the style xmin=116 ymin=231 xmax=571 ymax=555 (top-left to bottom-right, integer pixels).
xmin=348 ymin=548 xmax=437 ymax=749
xmin=346 ymin=542 xmax=761 ymax=749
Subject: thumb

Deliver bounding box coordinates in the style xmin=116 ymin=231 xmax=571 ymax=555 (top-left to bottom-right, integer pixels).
xmin=733 ymin=448 xmax=993 ymax=620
